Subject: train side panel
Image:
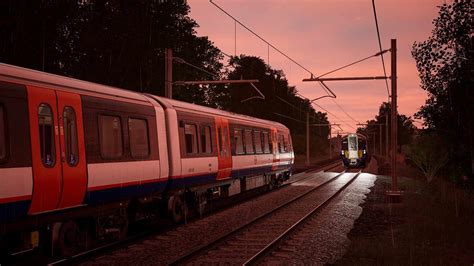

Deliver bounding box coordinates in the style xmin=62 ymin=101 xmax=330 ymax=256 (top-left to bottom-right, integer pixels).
xmin=81 ymin=95 xmax=164 ymax=204
xmin=0 ymin=81 xmax=33 ymax=222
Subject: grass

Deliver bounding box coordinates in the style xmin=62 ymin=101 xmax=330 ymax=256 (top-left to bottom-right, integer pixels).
xmin=337 ymin=162 xmax=474 ymax=266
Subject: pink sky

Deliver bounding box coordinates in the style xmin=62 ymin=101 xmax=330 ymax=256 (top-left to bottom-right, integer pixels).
xmin=188 ymin=0 xmax=443 ymax=132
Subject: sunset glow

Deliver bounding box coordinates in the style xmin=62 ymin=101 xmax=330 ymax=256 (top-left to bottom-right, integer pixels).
xmin=188 ymin=0 xmax=441 ymax=131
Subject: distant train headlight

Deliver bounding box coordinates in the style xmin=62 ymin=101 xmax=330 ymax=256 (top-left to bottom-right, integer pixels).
xmin=341 ymin=150 xmax=344 ymax=155
xmin=363 ymin=149 xmax=367 ymax=154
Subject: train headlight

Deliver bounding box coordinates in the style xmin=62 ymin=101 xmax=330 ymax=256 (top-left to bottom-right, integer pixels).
xmin=363 ymin=149 xmax=367 ymax=154
xmin=341 ymin=150 xmax=344 ymax=155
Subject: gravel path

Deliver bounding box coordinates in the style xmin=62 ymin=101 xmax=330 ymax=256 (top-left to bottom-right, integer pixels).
xmin=82 ymin=171 xmax=340 ymax=266
xmin=261 ymin=159 xmax=377 ymax=265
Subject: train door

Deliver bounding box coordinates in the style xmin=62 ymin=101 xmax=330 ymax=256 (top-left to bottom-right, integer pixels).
xmin=27 ymin=86 xmax=87 ymax=214
xmin=270 ymin=127 xmax=279 ymax=171
xmin=56 ymin=91 xmax=87 ymax=209
xmin=215 ymin=117 xmax=232 ymax=180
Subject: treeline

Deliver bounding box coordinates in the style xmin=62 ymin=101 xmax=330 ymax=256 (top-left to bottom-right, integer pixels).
xmin=0 ymin=0 xmax=329 ymax=159
xmin=357 ymin=102 xmax=415 ymax=157
xmin=411 ymin=0 xmax=473 ymax=182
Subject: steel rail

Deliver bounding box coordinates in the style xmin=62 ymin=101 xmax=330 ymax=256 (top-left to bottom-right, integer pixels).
xmin=169 ymin=169 xmax=348 ymax=265
xmin=243 ymin=170 xmax=362 ymax=265
xmin=47 ymin=160 xmax=341 ymax=265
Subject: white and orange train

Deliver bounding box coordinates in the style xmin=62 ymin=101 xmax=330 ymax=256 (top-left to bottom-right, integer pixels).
xmin=0 ymin=63 xmax=294 ymax=257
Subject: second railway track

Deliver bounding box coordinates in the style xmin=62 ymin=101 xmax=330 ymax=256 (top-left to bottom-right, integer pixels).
xmin=171 ymin=169 xmax=361 ymax=265
xmin=49 ymin=160 xmax=342 ymax=265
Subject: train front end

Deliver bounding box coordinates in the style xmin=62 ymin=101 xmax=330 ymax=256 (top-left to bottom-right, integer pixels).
xmin=341 ymin=134 xmax=367 ymax=168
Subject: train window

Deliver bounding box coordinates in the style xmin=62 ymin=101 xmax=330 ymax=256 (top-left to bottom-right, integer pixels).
xmin=38 ymin=104 xmax=55 ymax=167
xmin=234 ymin=129 xmax=244 ymax=155
xmin=254 ymin=131 xmax=262 ymax=154
xmin=0 ymin=105 xmax=5 ymax=160
xmin=129 ymin=118 xmax=150 ymax=158
xmin=63 ymin=107 xmax=79 ymax=166
xmin=348 ymin=136 xmax=357 ymax=150
xmin=200 ymin=125 xmax=212 ymax=154
xmin=222 ymin=127 xmax=229 ymax=156
xmin=185 ymin=123 xmax=198 ymax=154
xmin=278 ymin=134 xmax=286 ymax=153
xmin=262 ymin=132 xmax=270 ymax=153
xmin=99 ymin=115 xmax=123 ymax=159
xmin=218 ymin=128 xmax=222 ymax=154
xmin=244 ymin=130 xmax=254 ymax=154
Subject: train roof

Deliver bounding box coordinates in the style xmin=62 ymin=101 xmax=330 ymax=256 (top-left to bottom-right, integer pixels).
xmin=0 ymin=63 xmax=289 ymax=131
xmin=148 ymin=95 xmax=289 ymax=131
xmin=0 ymin=63 xmax=150 ymax=104
xmin=341 ymin=133 xmax=367 ymax=140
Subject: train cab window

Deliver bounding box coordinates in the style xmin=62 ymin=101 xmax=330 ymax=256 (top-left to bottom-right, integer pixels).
xmin=234 ymin=129 xmax=244 ymax=155
xmin=184 ymin=123 xmax=198 ymax=154
xmin=38 ymin=104 xmax=56 ymax=167
xmin=244 ymin=130 xmax=254 ymax=154
xmin=262 ymin=132 xmax=270 ymax=154
xmin=254 ymin=131 xmax=262 ymax=154
xmin=278 ymin=134 xmax=286 ymax=153
xmin=348 ymin=136 xmax=357 ymax=151
xmin=99 ymin=115 xmax=123 ymax=159
xmin=129 ymin=118 xmax=150 ymax=158
xmin=63 ymin=107 xmax=79 ymax=166
xmin=200 ymin=125 xmax=212 ymax=154
xmin=0 ymin=105 xmax=5 ymax=160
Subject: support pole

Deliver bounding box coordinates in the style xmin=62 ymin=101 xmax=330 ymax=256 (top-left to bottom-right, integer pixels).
xmin=306 ymin=112 xmax=310 ymax=166
xmin=379 ymin=124 xmax=383 ymax=156
xmin=385 ymin=112 xmax=389 ymax=158
xmin=329 ymin=124 xmax=332 ymax=159
xmin=388 ymin=38 xmax=401 ymax=198
xmin=165 ymin=48 xmax=173 ymax=99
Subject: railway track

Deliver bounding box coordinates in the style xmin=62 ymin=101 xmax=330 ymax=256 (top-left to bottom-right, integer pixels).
xmin=44 ymin=160 xmax=342 ymax=265
xmin=171 ymin=169 xmax=360 ymax=265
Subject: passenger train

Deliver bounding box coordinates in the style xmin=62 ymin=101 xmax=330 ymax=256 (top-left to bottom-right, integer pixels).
xmin=0 ymin=63 xmax=294 ymax=258
xmin=341 ymin=133 xmax=368 ymax=168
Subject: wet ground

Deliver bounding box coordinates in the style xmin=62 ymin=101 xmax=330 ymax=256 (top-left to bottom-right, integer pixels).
xmin=337 ymin=163 xmax=474 ymax=266
xmin=82 ymin=160 xmax=378 ymax=265
xmin=262 ymin=160 xmax=378 ymax=265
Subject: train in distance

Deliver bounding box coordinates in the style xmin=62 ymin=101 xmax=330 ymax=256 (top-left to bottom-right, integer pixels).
xmin=340 ymin=133 xmax=368 ymax=168
xmin=0 ymin=63 xmax=294 ymax=258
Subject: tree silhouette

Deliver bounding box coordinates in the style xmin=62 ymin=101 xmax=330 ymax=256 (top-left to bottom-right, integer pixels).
xmin=357 ymin=102 xmax=415 ymax=155
xmin=226 ymin=55 xmax=330 ymax=158
xmin=0 ymin=0 xmax=226 ymax=107
xmin=412 ymin=0 xmax=473 ymax=178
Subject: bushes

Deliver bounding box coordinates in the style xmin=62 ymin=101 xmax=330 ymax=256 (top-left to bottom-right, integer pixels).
xmin=404 ymin=133 xmax=449 ymax=183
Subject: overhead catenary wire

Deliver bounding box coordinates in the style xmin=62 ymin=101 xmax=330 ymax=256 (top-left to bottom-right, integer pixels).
xmin=316 ymin=50 xmax=390 ymax=79
xmin=275 ymin=96 xmax=310 ymax=115
xmin=330 ymin=98 xmax=359 ymax=124
xmin=210 ymin=0 xmax=360 ymax=132
xmin=209 ymin=0 xmax=316 ymax=77
xmin=372 ymin=0 xmax=390 ymax=98
xmin=273 ymin=112 xmax=305 ymax=124
xmin=173 ymin=57 xmax=218 ymax=78
xmin=296 ymin=92 xmax=356 ymax=131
